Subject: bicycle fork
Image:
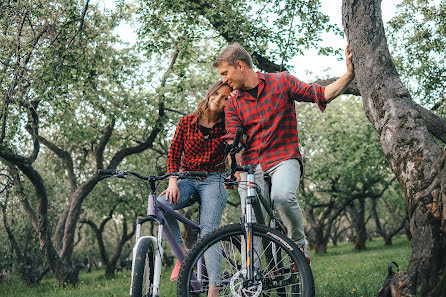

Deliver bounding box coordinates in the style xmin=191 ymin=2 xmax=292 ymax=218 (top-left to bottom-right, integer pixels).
xmin=241 ymin=168 xmax=280 ymax=287
xmin=242 ymin=170 xmax=258 ymax=284
xmin=130 ymin=194 xmax=164 ymax=297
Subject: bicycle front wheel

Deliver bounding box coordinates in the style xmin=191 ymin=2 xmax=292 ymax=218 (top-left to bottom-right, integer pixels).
xmin=178 ymin=223 xmax=314 ymax=297
xmin=131 ymin=238 xmax=155 ymax=297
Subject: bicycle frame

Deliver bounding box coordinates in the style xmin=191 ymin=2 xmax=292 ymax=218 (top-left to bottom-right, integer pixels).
xmin=130 ymin=178 xmax=203 ymax=296
xmin=227 ymin=129 xmax=288 ymax=287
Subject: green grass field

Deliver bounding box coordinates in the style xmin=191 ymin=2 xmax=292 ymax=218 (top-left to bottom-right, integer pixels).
xmin=0 ymin=236 xmax=410 ymax=297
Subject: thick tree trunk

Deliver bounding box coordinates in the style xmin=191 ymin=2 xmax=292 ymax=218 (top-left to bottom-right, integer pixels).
xmin=60 ymin=177 xmax=101 ymax=263
xmin=342 ymin=1 xmax=446 ymax=296
xmin=6 ymin=162 xmax=79 ymax=286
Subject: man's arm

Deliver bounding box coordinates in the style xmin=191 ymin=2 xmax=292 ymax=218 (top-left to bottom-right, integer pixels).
xmin=324 ymin=45 xmax=355 ymax=102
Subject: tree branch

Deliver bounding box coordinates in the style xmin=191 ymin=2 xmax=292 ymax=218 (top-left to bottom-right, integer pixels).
xmin=95 ymin=118 xmax=115 ymax=172
xmin=0 ymin=187 xmax=24 ymax=261
xmin=37 ymin=135 xmax=77 ymax=192
xmin=6 ymin=163 xmax=38 ymax=230
xmin=22 ymin=101 xmax=40 ymax=163
xmin=165 ymin=107 xmax=187 ymax=116
xmin=414 ymin=104 xmax=446 ymax=143
xmin=107 ymin=48 xmax=180 ymax=169
xmin=68 ymin=0 xmax=90 ymax=47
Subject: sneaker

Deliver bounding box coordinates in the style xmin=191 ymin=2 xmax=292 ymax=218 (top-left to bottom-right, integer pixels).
xmin=170 ymin=260 xmax=181 ymax=281
xmin=299 ymin=244 xmax=311 ymax=267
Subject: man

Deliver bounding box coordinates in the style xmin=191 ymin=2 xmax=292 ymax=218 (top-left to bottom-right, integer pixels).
xmin=214 ymin=43 xmax=354 ymax=262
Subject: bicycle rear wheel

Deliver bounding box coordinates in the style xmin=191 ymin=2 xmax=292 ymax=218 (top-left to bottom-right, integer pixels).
xmin=178 ymin=223 xmax=314 ymax=297
xmin=131 ymin=238 xmax=155 ymax=297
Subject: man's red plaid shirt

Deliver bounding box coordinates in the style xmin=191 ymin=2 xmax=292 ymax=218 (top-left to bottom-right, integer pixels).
xmin=167 ymin=114 xmax=226 ymax=173
xmin=223 ymin=71 xmax=327 ymax=173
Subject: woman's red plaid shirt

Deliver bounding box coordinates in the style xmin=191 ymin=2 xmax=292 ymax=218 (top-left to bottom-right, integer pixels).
xmin=167 ymin=114 xmax=226 ymax=173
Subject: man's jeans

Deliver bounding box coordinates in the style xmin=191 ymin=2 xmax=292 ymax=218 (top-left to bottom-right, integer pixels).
xmin=157 ymin=171 xmax=227 ymax=286
xmin=238 ymin=159 xmax=306 ymax=246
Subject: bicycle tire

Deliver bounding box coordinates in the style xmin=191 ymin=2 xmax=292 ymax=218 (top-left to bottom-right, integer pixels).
xmin=131 ymin=238 xmax=155 ymax=297
xmin=178 ymin=223 xmax=314 ymax=297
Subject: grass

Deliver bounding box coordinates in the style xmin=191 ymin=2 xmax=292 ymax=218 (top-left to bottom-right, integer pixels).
xmin=312 ymin=236 xmax=410 ymax=297
xmin=0 ymin=236 xmax=410 ymax=297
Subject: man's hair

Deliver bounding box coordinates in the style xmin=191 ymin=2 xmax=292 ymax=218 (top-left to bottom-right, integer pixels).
xmin=212 ymin=43 xmax=253 ymax=69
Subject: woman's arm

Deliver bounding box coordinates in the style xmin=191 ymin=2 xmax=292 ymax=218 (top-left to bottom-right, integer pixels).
xmin=163 ymin=118 xmax=186 ymax=204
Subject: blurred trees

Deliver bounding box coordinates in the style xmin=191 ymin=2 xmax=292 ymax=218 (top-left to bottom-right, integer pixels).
xmin=0 ymin=0 xmax=442 ymax=294
xmin=0 ymin=0 xmax=157 ymax=284
xmin=387 ymin=0 xmax=445 ymax=115
xmin=298 ymin=96 xmax=406 ymax=254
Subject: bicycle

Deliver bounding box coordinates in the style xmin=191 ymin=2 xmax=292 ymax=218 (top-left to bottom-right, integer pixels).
xmin=177 ymin=128 xmax=315 ymax=297
xmin=98 ymin=168 xmax=208 ymax=297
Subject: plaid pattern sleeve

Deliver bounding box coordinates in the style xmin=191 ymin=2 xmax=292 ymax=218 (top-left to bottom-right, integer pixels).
xmin=167 ymin=115 xmax=226 ymax=173
xmin=167 ymin=117 xmax=186 ymax=173
xmin=223 ymin=72 xmax=327 ymax=173
xmin=222 ymin=90 xmax=243 ymax=143
xmin=285 ymin=71 xmax=327 ymax=111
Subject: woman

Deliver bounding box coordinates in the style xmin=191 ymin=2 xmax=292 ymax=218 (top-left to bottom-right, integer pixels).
xmin=157 ymin=80 xmax=232 ymax=297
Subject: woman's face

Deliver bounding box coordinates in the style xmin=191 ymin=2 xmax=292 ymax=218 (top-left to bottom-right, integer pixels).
xmin=208 ymin=85 xmax=232 ymax=113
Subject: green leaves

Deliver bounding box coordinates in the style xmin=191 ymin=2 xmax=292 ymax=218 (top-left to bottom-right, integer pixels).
xmin=136 ymin=0 xmax=341 ymax=71
xmin=298 ymin=95 xmax=392 ymax=202
xmin=387 ymin=0 xmax=445 ymax=114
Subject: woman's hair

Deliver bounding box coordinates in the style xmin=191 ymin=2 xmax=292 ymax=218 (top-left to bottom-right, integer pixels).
xmin=193 ymin=80 xmax=231 ymax=119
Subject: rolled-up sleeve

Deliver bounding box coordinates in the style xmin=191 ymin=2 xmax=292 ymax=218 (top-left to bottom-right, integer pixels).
xmin=285 ymin=72 xmax=327 ymax=111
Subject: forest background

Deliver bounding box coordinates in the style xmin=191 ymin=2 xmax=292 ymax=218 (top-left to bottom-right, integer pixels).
xmin=0 ymin=0 xmax=444 ymax=296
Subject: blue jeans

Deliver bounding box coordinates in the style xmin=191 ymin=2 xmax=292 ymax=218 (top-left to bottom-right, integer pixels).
xmin=238 ymin=159 xmax=305 ymax=246
xmin=157 ymin=172 xmax=227 ymax=285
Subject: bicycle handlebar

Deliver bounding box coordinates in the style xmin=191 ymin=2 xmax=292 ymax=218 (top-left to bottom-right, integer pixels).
xmin=224 ymin=127 xmax=252 ymax=187
xmin=232 ymin=127 xmax=242 ymax=148
xmin=98 ymin=169 xmax=208 ymax=181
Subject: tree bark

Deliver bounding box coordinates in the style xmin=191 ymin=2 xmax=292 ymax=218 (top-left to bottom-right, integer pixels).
xmin=342 ymin=1 xmax=446 ymax=295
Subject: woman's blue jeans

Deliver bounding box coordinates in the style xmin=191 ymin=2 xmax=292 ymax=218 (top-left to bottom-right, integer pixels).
xmin=157 ymin=171 xmax=227 ymax=286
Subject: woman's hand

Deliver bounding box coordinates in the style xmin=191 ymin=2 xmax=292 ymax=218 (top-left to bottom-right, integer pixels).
xmin=159 ymin=177 xmax=180 ymax=204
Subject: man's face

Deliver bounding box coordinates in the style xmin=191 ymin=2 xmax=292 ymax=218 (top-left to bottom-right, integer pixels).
xmin=217 ymin=61 xmax=246 ymax=90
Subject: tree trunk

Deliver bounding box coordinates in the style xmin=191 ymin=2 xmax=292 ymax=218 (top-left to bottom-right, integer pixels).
xmin=1 ymin=197 xmax=39 ymax=285
xmin=308 ymin=224 xmax=327 ymax=254
xmin=105 ymin=218 xmax=135 ymax=278
xmin=7 ymin=162 xmax=79 ymax=286
xmin=82 ymin=214 xmax=135 ymax=278
xmin=342 ymin=1 xmax=446 ymax=295
xmin=353 ymin=197 xmax=367 ymax=251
